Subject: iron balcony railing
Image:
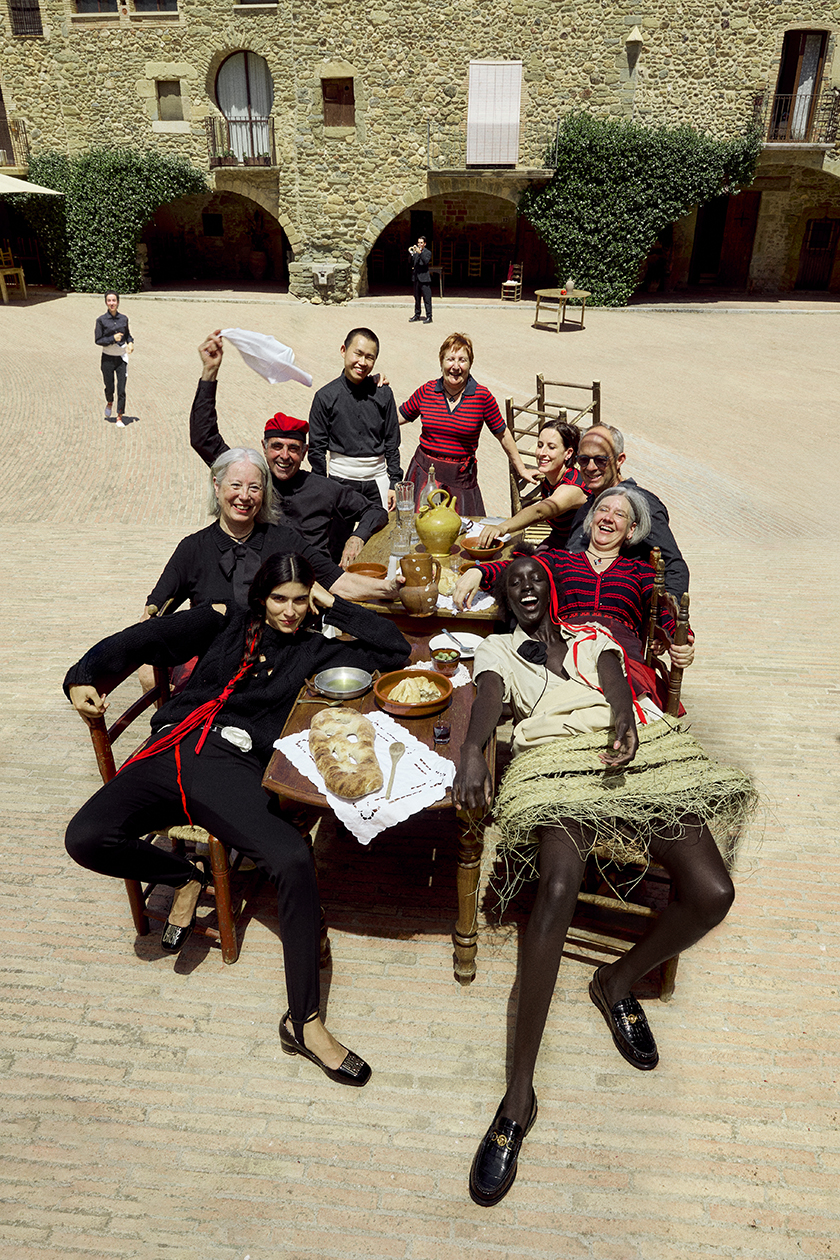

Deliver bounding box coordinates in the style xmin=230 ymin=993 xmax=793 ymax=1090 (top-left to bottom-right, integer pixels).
xmin=754 ymin=86 xmax=840 ymax=145
xmin=0 ymin=119 xmax=30 ymax=168
xmin=205 ymin=116 xmax=276 ymax=168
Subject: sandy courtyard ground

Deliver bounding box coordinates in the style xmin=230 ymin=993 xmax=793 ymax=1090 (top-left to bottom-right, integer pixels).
xmin=1 ymin=287 xmax=839 ymax=1259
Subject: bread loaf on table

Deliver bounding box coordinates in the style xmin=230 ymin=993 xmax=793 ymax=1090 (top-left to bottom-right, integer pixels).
xmin=308 ymin=707 xmax=383 ymax=800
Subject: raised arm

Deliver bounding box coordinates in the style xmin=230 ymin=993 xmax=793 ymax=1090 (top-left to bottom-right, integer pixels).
xmin=452 ymin=671 xmax=505 ymax=811
xmin=475 ymin=481 xmax=587 ymax=549
xmin=190 ymin=331 xmax=230 ymax=467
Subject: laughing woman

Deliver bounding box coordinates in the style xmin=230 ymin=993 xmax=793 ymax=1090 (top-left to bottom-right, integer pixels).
xmin=65 ymin=553 xmax=409 ymax=1086
xmin=454 ymin=555 xmax=752 ymax=1206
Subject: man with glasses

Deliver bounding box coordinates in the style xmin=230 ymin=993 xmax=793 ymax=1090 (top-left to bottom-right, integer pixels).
xmin=564 ymin=424 xmax=688 ymax=597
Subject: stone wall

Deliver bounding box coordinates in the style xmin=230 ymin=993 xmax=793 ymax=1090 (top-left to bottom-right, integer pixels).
xmin=749 ymin=158 xmax=840 ymax=291
xmin=1 ymin=0 xmax=838 ymax=297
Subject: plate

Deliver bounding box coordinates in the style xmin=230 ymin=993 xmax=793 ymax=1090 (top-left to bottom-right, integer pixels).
xmin=429 ymin=631 xmax=483 ymax=660
xmin=374 ymin=669 xmax=453 ymax=718
xmin=312 ymin=667 xmax=373 ymax=700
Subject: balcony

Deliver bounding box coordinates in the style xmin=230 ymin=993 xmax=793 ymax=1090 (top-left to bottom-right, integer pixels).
xmin=205 ymin=117 xmax=276 ymax=169
xmin=0 ymin=119 xmax=30 ymax=169
xmin=754 ymin=87 xmax=840 ymax=146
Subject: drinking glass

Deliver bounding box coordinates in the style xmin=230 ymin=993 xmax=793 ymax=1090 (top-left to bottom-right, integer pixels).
xmin=396 ymin=481 xmax=415 ymax=523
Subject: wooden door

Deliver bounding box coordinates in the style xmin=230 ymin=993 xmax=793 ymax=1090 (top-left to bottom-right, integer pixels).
xmin=796 ymin=218 xmax=840 ymax=289
xmin=717 ymin=192 xmax=762 ymax=288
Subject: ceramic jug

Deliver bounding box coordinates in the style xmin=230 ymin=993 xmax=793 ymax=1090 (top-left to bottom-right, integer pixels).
xmin=400 ymin=554 xmax=441 ymax=587
xmin=415 ymin=488 xmax=462 ymax=561
xmin=398 ymin=581 xmax=438 ymax=617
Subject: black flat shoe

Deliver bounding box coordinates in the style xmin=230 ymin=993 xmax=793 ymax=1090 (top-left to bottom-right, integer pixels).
xmin=408 ymin=315 xmax=422 ymax=322
xmin=469 ymin=1090 xmax=538 ymax=1207
xmin=278 ymin=1012 xmax=371 ymax=1087
xmin=422 ymin=317 xmax=433 ymax=323
xmin=589 ymin=966 xmax=659 ymax=1070
xmin=160 ymin=859 xmax=210 ymax=954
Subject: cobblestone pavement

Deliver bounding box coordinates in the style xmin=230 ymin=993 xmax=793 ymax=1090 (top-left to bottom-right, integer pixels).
xmin=1 ymin=289 xmax=839 ymax=1260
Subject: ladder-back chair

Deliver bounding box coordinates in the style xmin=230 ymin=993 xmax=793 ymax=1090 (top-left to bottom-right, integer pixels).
xmin=501 ymin=262 xmax=523 ymax=302
xmin=83 ymin=660 xmax=255 ymax=963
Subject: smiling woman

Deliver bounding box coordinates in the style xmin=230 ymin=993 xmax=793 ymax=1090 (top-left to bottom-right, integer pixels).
xmin=398 ymin=332 xmax=536 ymax=515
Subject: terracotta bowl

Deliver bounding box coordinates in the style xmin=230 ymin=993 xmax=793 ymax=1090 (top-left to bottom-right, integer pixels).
xmin=431 ymin=647 xmax=461 ymax=677
xmin=347 ymin=562 xmax=388 ymax=579
xmin=374 ymin=669 xmax=453 ymax=718
xmin=460 ymin=535 xmax=503 ymax=561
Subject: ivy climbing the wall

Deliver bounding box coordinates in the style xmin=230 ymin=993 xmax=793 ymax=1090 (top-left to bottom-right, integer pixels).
xmin=9 ymin=147 xmax=206 ymax=292
xmin=520 ymin=112 xmax=762 ymax=307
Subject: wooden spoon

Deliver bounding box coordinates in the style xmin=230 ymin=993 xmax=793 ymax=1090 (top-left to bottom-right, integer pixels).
xmin=385 ymin=741 xmax=406 ymax=800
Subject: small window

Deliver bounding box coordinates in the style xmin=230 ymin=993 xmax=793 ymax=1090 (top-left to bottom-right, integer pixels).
xmin=156 ymin=81 xmax=184 ymax=122
xmin=322 ymin=78 xmax=355 ymax=128
xmin=202 ymin=213 xmax=224 ymax=237
xmin=75 ymin=0 xmax=118 ymax=11
xmin=135 ymin=0 xmax=179 ymax=10
xmin=9 ymin=0 xmax=43 ymax=36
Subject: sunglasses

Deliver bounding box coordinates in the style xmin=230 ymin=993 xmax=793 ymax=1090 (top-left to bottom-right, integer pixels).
xmin=575 ymin=453 xmax=611 ymax=470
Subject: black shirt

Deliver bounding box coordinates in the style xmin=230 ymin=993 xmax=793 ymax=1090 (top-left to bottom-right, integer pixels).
xmin=189 ymin=379 xmax=388 ymax=560
xmin=308 ymin=373 xmax=403 ymax=487
xmin=94 ymin=310 xmax=133 ymax=348
xmin=146 ymin=521 xmax=342 ymax=611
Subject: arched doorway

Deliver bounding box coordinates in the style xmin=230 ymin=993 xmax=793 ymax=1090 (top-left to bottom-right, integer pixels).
xmin=366 ymin=191 xmax=534 ymax=296
xmin=142 ymin=191 xmax=290 ymax=289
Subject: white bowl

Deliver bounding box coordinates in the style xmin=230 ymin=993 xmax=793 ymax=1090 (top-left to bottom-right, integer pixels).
xmin=429 ymin=631 xmax=483 ymax=660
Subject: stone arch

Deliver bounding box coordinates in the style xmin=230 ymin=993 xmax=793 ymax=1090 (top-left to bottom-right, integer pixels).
xmin=213 ymin=175 xmax=302 ymax=257
xmin=358 ymin=184 xmax=538 ymax=295
xmin=141 ymin=190 xmax=292 ymax=288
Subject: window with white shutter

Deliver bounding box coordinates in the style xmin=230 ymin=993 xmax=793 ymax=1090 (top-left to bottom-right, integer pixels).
xmin=466 ymin=61 xmax=522 ymax=167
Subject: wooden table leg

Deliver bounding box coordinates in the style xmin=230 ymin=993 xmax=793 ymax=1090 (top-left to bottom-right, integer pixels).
xmin=580 ymin=296 xmax=587 ymax=329
xmin=453 ymin=807 xmax=485 ymax=984
xmin=532 ymin=294 xmax=542 ymax=328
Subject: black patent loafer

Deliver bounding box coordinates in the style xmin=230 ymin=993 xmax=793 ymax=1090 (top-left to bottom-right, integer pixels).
xmin=469 ymin=1090 xmax=538 ymax=1207
xmin=160 ymin=918 xmax=194 ymax=953
xmin=589 ymin=966 xmax=659 ymax=1070
xmin=278 ymin=1012 xmax=371 ymax=1087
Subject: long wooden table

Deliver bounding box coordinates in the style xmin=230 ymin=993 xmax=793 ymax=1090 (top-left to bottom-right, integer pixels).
xmin=262 ymin=631 xmax=494 ymax=984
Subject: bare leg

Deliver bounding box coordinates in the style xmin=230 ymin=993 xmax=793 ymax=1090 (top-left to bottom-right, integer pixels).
xmin=597 ymin=819 xmax=735 ymax=1008
xmin=499 ymin=824 xmax=589 ymax=1128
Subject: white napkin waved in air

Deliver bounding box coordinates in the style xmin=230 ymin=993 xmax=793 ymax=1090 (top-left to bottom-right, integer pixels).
xmin=220 ymin=328 xmax=313 ymax=387
xmin=273 ymin=710 xmax=455 ymax=845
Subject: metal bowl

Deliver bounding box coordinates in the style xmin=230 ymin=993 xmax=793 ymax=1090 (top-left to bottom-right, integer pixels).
xmin=312 ymin=667 xmax=373 ymax=700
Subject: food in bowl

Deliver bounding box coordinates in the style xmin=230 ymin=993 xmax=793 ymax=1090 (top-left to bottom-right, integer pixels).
xmin=460 ymin=536 xmax=503 ymax=561
xmin=312 ymin=667 xmax=373 ymax=699
xmin=389 ymin=675 xmax=441 ymax=704
xmin=431 ymin=647 xmax=460 ymax=676
xmin=374 ymin=669 xmax=452 ymax=718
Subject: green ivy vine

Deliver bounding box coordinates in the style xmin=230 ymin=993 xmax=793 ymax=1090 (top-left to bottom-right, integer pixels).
xmin=9 ymin=147 xmax=206 ymax=292
xmin=520 ymin=112 xmax=762 ymax=306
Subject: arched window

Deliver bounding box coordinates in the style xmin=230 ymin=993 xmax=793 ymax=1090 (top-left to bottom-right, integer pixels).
xmin=216 ymin=52 xmax=274 ymax=160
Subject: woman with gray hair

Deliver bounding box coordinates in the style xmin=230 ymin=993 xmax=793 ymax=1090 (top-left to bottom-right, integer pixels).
xmin=454 ymin=483 xmax=693 ymax=700
xmin=144 ymin=447 xmax=382 ymax=616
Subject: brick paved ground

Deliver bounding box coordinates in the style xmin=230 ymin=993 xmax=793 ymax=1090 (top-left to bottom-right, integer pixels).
xmin=1 ymin=288 xmax=839 ymax=1260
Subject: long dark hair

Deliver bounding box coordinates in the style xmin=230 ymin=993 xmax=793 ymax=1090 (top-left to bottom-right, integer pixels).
xmin=539 ymin=419 xmax=580 ymax=463
xmin=244 ymin=552 xmax=316 ymax=663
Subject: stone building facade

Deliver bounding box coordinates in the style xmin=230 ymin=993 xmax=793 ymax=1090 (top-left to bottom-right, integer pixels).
xmin=1 ymin=0 xmax=839 ymax=298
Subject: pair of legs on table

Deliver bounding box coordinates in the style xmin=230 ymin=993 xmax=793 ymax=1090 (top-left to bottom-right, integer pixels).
xmin=100 ymin=353 xmax=127 ymax=422
xmin=472 ymin=817 xmax=734 ymax=1203
xmin=64 ymin=729 xmax=351 ymax=1074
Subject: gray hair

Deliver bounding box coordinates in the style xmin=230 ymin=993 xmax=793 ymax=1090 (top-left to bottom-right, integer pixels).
xmin=209 ymin=447 xmax=279 ymax=524
xmin=588 ymin=422 xmax=625 ymax=456
xmin=583 ymin=485 xmax=651 ymax=545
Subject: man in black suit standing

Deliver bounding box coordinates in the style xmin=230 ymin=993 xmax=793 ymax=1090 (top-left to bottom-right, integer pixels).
xmin=408 ymin=235 xmax=433 ymax=324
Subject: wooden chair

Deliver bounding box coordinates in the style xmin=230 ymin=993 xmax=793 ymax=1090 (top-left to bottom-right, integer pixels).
xmin=504 ymin=378 xmax=601 ymax=543
xmin=83 ymin=660 xmax=259 ymax=964
xmin=501 ymin=262 xmax=523 ymax=302
xmin=572 ymin=554 xmax=691 ymax=1000
xmin=0 ymin=244 xmax=27 ymax=304
xmin=467 ymin=242 xmax=483 ymax=279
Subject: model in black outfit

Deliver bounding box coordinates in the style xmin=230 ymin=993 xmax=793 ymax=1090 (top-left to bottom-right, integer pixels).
xmin=65 ymin=553 xmax=410 ymax=1085
xmin=408 ymin=236 xmax=433 ymax=323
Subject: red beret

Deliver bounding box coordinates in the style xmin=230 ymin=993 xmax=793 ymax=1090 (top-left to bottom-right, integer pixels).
xmin=264 ymin=412 xmax=309 ymax=438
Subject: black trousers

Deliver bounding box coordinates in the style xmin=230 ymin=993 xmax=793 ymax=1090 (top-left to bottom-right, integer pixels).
xmin=330 ymin=475 xmax=385 ymax=514
xmin=100 ymin=353 xmax=127 ymax=413
xmin=413 ymin=276 xmax=432 ymax=319
xmin=65 ymin=730 xmax=321 ymax=1022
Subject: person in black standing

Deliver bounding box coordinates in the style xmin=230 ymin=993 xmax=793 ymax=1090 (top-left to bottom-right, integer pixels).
xmin=408 ymin=236 xmax=432 ymax=324
xmin=94 ymin=291 xmax=134 ymax=427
